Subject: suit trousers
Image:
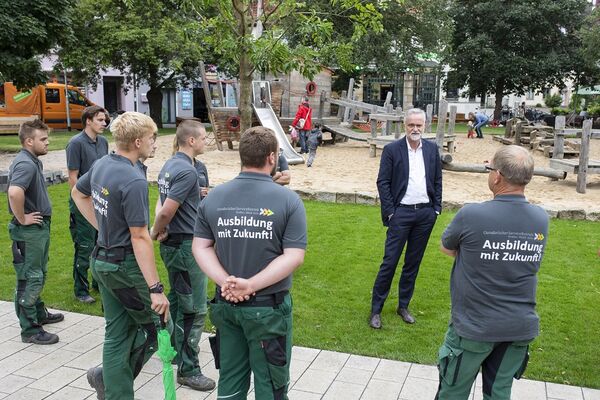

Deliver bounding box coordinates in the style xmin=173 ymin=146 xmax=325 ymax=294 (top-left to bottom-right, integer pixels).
xmin=371 ymin=206 xmax=437 ymax=313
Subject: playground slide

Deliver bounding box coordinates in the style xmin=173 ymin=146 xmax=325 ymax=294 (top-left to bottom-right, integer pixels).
xmin=253 ymin=104 xmax=305 ymax=165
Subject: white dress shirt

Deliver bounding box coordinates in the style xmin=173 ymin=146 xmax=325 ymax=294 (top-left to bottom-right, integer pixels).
xmin=401 ymin=137 xmax=429 ymax=205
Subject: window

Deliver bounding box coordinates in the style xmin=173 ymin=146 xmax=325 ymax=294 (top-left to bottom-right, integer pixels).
xmin=45 ymin=89 xmax=60 ymax=103
xmin=68 ymin=89 xmax=89 ymax=106
xmin=526 ymin=89 xmax=534 ymax=100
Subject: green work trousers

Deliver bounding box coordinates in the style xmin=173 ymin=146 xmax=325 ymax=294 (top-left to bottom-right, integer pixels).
xmin=209 ymin=293 xmax=293 ymax=400
xmin=9 ymin=219 xmax=51 ymax=337
xmin=435 ymin=324 xmax=533 ymax=400
xmin=69 ymin=198 xmax=98 ymax=296
xmin=160 ymin=239 xmax=208 ymax=378
xmin=91 ymin=251 xmax=169 ymax=400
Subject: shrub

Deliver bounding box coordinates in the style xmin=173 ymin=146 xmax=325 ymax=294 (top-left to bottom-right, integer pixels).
xmin=551 ymin=107 xmax=569 ymax=115
xmin=544 ymin=94 xmax=563 ymax=108
xmin=588 ymin=104 xmax=600 ymax=117
xmin=535 ymin=103 xmax=543 ymax=107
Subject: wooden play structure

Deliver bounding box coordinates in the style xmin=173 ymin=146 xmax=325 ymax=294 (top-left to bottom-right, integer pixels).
xmin=549 ymin=117 xmax=600 ymax=193
xmin=199 ymin=61 xmax=240 ymax=151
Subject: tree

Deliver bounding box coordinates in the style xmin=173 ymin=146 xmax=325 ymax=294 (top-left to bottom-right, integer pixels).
xmin=0 ymin=0 xmax=74 ymax=88
xmin=577 ymin=6 xmax=600 ymax=87
xmin=60 ymin=0 xmax=206 ymax=127
xmin=446 ymin=0 xmax=589 ymax=119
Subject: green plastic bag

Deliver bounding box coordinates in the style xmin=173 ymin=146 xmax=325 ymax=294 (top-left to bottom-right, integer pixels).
xmin=157 ymin=319 xmax=177 ymax=400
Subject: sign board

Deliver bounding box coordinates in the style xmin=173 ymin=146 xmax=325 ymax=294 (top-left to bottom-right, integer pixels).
xmin=181 ymin=90 xmax=192 ymax=110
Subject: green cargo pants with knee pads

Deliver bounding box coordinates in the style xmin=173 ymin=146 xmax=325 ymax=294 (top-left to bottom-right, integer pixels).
xmin=69 ymin=198 xmax=98 ymax=296
xmin=209 ymin=293 xmax=293 ymax=400
xmin=91 ymin=251 xmax=172 ymax=400
xmin=435 ymin=324 xmax=533 ymax=400
xmin=9 ymin=220 xmax=50 ymax=337
xmin=160 ymin=239 xmax=208 ymax=377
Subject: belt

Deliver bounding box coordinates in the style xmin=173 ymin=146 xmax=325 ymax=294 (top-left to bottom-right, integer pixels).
xmin=162 ymin=233 xmax=194 ymax=248
xmin=398 ymin=202 xmax=431 ymax=210
xmin=92 ymin=245 xmax=134 ymax=263
xmin=215 ymin=290 xmax=288 ymax=308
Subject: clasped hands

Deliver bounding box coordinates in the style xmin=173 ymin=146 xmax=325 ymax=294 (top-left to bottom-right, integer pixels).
xmin=150 ymin=226 xmax=168 ymax=242
xmin=221 ymin=276 xmax=256 ymax=303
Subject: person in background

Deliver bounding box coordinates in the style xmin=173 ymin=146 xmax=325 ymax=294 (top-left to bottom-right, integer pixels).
xmin=273 ymin=149 xmax=291 ymax=185
xmin=468 ymin=111 xmax=489 ymax=139
xmin=292 ymin=96 xmax=312 ymax=154
xmin=306 ymin=123 xmax=323 ymax=167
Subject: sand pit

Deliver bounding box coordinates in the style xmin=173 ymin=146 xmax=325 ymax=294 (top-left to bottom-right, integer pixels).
xmin=3 ymin=134 xmax=600 ymax=212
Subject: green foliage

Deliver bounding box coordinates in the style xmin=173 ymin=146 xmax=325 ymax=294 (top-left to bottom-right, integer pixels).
xmin=577 ymin=7 xmax=600 ymax=86
xmin=59 ymin=0 xmax=206 ymax=126
xmin=545 ymin=94 xmax=564 ymax=108
xmin=587 ymin=103 xmax=600 ymax=117
xmin=446 ymin=0 xmax=590 ymax=116
xmin=0 ymin=0 xmax=74 ymax=88
xmin=551 ymin=107 xmax=569 ymax=115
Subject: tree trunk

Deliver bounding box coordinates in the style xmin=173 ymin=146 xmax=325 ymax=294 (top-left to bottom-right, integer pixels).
xmin=239 ymin=54 xmax=253 ymax=133
xmin=493 ymin=79 xmax=505 ymax=121
xmin=146 ymin=86 xmax=163 ymax=128
xmin=233 ymin=0 xmax=255 ymax=133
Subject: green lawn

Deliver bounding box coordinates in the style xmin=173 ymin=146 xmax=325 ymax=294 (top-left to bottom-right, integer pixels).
xmin=0 ymin=184 xmax=598 ymax=388
xmin=0 ymin=128 xmax=177 ymax=152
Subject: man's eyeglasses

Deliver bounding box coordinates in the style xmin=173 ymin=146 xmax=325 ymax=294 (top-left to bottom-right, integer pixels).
xmin=485 ymin=165 xmax=502 ymax=175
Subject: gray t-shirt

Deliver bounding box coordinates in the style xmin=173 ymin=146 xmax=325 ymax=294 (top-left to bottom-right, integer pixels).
xmin=158 ymin=152 xmax=200 ymax=235
xmin=442 ymin=194 xmax=549 ymax=342
xmin=194 ymin=159 xmax=209 ymax=200
xmin=277 ymin=154 xmax=289 ymax=172
xmin=76 ymin=153 xmax=149 ymax=249
xmin=194 ymin=171 xmax=307 ymax=295
xmin=66 ymin=131 xmax=109 ymax=177
xmin=8 ymin=149 xmax=52 ymax=217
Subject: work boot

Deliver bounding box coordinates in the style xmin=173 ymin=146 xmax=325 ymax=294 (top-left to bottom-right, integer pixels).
xmin=87 ymin=366 xmax=105 ymax=400
xmin=41 ymin=311 xmax=64 ymax=325
xmin=177 ymin=373 xmax=216 ymax=391
xmin=76 ymin=294 xmax=96 ymax=304
xmin=22 ymin=330 xmax=59 ymax=345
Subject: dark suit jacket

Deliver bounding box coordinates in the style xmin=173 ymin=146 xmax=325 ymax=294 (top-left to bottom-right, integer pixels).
xmin=377 ymin=136 xmax=442 ymax=226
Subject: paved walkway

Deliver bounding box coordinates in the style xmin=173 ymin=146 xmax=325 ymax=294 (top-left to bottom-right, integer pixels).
xmin=0 ymin=301 xmax=597 ymax=400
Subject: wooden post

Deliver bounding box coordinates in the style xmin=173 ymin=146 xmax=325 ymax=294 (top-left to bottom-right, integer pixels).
xmin=504 ymin=118 xmax=514 ymax=138
xmin=514 ymin=122 xmax=523 ymax=146
xmin=343 ymin=78 xmax=354 ymax=123
xmin=384 ymin=103 xmax=393 ymax=136
xmin=448 ymin=105 xmax=457 ymax=136
xmin=318 ymin=91 xmax=325 ymax=124
xmin=425 ymin=104 xmax=433 ymax=133
xmin=554 ymin=116 xmax=566 ymax=159
xmin=370 ymin=109 xmax=378 ymax=139
xmin=577 ymin=119 xmax=592 ymax=194
xmin=436 ymin=100 xmax=448 ymax=152
xmin=337 ymin=90 xmax=346 ymax=121
xmin=199 ymin=61 xmax=223 ymax=151
xmin=395 ymin=107 xmax=402 ymax=139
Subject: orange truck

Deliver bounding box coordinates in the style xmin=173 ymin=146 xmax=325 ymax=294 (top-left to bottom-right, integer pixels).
xmin=0 ymin=82 xmax=95 ymax=134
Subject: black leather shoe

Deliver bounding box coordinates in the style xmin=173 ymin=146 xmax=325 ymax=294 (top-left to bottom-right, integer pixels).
xmin=369 ymin=313 xmax=382 ymax=329
xmin=397 ymin=307 xmax=415 ymax=324
xmin=22 ymin=330 xmax=59 ymax=345
xmin=41 ymin=311 xmax=64 ymax=325
xmin=87 ymin=366 xmax=105 ymax=400
xmin=177 ymin=373 xmax=216 ymax=391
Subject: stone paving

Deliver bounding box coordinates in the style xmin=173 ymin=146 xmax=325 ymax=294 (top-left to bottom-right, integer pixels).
xmin=0 ymin=301 xmax=598 ymax=400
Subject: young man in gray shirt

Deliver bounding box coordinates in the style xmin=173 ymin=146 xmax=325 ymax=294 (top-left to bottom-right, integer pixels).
xmin=8 ymin=120 xmax=64 ymax=345
xmin=436 ymin=145 xmax=549 ymax=400
xmin=193 ymin=126 xmax=307 ymax=400
xmin=65 ymin=105 xmax=109 ymax=303
xmin=151 ymin=120 xmax=215 ymax=391
xmin=72 ymin=112 xmax=169 ymax=400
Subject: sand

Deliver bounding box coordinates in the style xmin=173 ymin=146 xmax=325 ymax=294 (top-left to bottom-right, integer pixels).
xmin=2 ymin=134 xmax=600 ymax=212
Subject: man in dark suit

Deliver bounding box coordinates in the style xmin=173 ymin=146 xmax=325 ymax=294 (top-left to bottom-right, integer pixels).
xmin=369 ymin=108 xmax=442 ymax=329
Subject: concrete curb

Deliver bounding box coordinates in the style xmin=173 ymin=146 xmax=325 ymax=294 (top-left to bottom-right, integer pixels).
xmin=292 ymin=188 xmax=600 ymax=221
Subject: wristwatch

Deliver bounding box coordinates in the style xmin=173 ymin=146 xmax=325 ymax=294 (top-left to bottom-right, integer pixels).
xmin=149 ymin=282 xmax=164 ymax=294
